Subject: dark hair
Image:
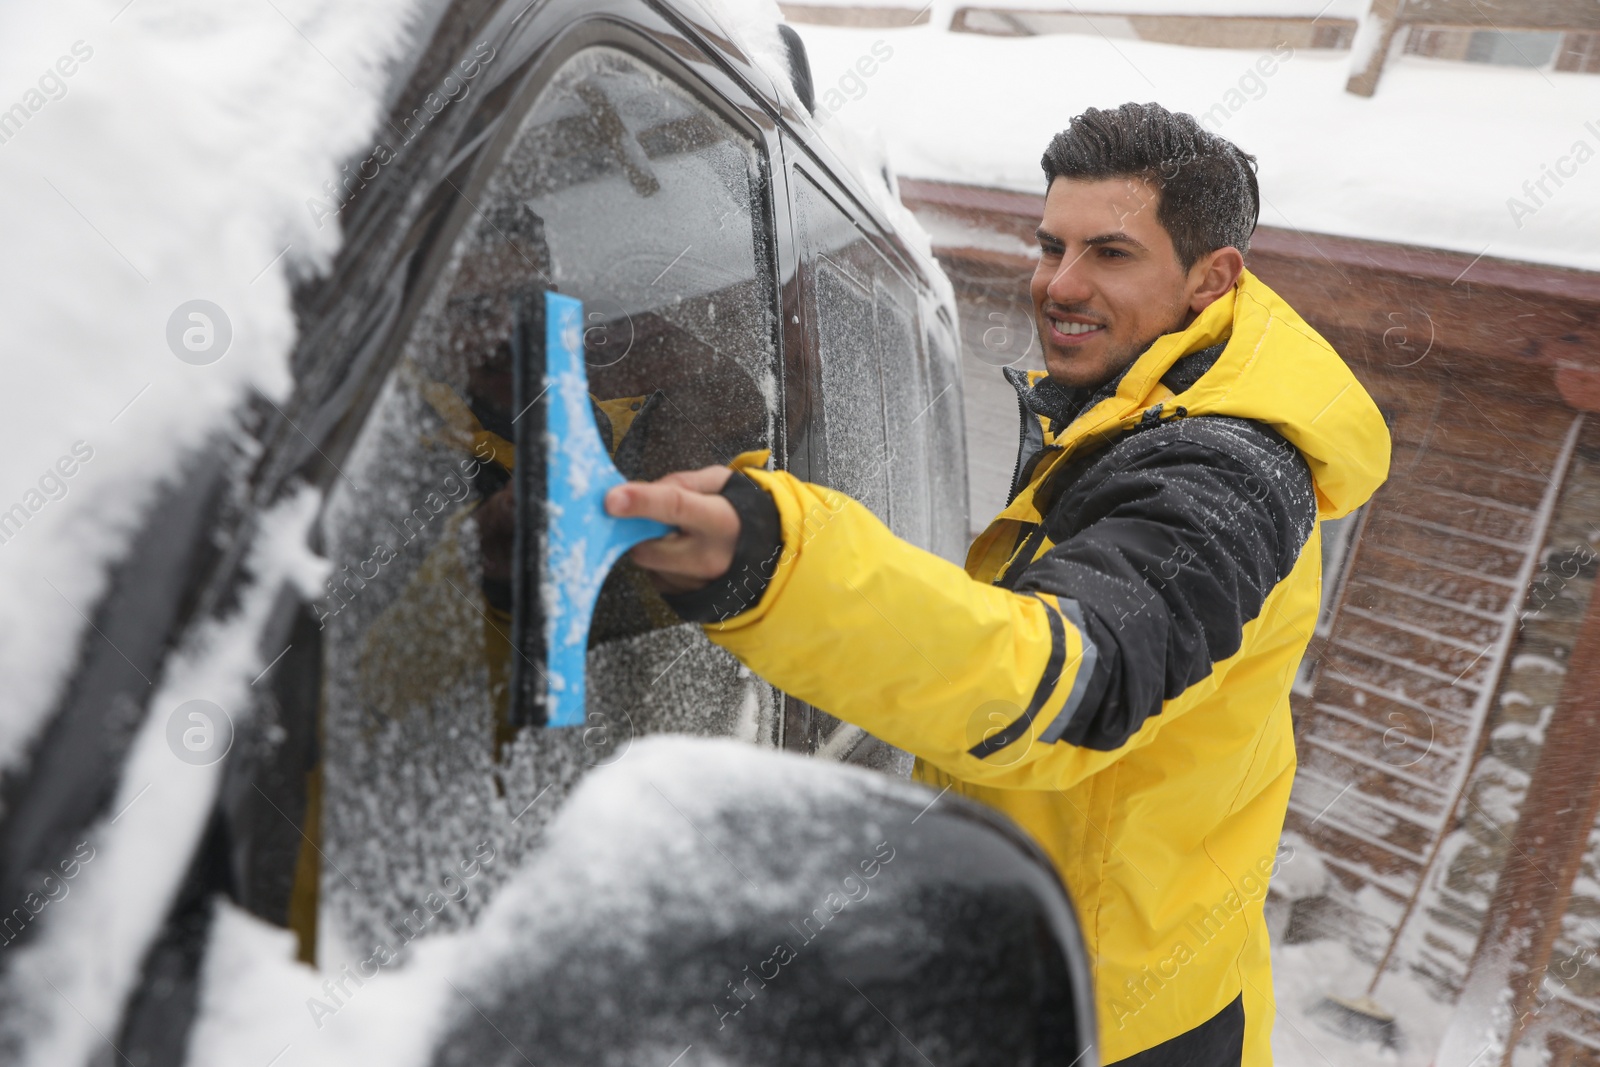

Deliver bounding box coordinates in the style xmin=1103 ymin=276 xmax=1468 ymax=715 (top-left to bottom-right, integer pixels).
xmin=1040 ymin=102 xmax=1260 ymax=269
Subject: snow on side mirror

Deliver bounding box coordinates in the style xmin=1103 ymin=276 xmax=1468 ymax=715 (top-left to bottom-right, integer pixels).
xmin=184 ymin=738 xmax=1096 ymax=1066
xmin=430 ymin=737 xmax=1096 ymax=1067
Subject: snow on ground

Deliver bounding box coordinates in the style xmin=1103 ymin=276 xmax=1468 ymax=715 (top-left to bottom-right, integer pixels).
xmin=794 ymin=18 xmax=1600 ymax=271
xmin=1272 ymin=938 xmax=1456 ymax=1067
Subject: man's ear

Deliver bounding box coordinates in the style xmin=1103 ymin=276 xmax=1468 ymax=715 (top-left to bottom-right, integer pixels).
xmin=1186 ymin=246 xmax=1245 ymax=314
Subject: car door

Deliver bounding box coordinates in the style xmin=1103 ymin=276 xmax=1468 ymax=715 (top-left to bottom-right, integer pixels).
xmin=302 ymin=11 xmax=793 ymax=967
xmin=776 ymin=153 xmax=950 ymax=768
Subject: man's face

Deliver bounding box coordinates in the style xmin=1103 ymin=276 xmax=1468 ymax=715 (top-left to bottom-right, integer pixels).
xmin=1030 ymin=176 xmax=1202 ymax=389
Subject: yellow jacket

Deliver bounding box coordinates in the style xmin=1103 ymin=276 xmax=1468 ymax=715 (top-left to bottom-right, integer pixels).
xmin=694 ymin=271 xmax=1390 ymax=1064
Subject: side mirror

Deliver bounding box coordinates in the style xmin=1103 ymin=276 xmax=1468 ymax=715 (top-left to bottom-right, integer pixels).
xmin=776 ymin=23 xmax=816 ymax=115
xmin=431 ymin=737 xmax=1098 ymax=1066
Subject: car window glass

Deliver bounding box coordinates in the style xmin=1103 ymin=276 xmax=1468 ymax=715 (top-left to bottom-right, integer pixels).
xmin=314 ymin=44 xmax=780 ymax=960
xmin=924 ymin=310 xmax=968 ymax=561
xmin=876 ymin=273 xmax=931 ymax=550
xmin=788 ymin=173 xmax=924 ymax=773
xmin=793 ymin=174 xmax=936 ymax=551
xmin=793 ymin=175 xmax=891 ymax=526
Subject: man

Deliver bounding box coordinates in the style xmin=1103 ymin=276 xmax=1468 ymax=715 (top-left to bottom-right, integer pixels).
xmin=607 ymin=102 xmax=1390 ymax=1065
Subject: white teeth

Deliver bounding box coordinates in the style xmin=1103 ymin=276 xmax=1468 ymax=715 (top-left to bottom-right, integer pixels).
xmin=1056 ymin=320 xmax=1101 ymax=336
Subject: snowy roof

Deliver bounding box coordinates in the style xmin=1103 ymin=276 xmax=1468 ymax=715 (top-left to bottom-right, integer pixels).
xmin=794 ymin=19 xmax=1600 ymax=273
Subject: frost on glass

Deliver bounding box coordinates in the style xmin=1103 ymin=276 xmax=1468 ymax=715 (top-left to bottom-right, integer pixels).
xmin=316 ymin=45 xmax=780 ymax=963
xmin=876 ymin=277 xmax=931 ymax=550
xmin=795 ymin=174 xmax=945 ymax=550
xmin=793 ymin=174 xmax=931 ymax=774
xmin=924 ymin=312 xmax=970 ymax=563
xmin=795 ymin=176 xmax=891 ymax=526
xmin=814 ymin=264 xmax=890 ymax=524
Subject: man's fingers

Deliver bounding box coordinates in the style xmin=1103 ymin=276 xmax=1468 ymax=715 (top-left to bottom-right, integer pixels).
xmin=607 ymin=467 xmax=730 ymax=521
xmin=604 ymin=468 xmax=742 ymax=589
xmin=605 ymin=475 xmax=737 ymax=535
xmin=605 ymin=480 xmax=700 ymax=528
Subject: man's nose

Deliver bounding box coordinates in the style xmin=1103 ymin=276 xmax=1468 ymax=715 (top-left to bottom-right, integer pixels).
xmin=1045 ymin=252 xmax=1092 ymax=305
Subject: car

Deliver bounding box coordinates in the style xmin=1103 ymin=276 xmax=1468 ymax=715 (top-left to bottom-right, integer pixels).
xmin=0 ymin=0 xmax=1093 ymax=1061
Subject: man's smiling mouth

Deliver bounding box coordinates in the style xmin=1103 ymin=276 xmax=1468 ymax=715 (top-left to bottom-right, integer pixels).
xmin=1047 ymin=315 xmax=1106 ymax=344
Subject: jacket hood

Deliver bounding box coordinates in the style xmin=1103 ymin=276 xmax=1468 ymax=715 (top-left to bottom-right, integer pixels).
xmin=1044 ymin=269 xmax=1390 ymax=521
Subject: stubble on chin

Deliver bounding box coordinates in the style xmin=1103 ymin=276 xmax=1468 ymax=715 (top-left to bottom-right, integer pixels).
xmin=1093 ymin=309 xmax=1195 ymax=388
xmin=1042 ymin=335 xmax=1140 ymax=390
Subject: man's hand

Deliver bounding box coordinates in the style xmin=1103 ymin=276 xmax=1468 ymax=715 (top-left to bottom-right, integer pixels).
xmin=604 ymin=466 xmax=740 ymax=594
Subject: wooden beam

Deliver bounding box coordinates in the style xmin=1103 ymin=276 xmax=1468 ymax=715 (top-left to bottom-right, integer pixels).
xmin=1347 ymin=0 xmax=1405 ymax=96
xmin=1399 ymin=0 xmax=1600 ymax=32
xmin=1439 ymin=513 xmax=1600 ymax=1065
xmin=777 ymin=3 xmax=931 ymax=28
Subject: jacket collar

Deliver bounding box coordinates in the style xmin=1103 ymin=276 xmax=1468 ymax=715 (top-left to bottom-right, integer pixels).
xmin=1006 ymin=341 xmax=1228 ymax=437
xmin=995 ymin=270 xmax=1390 ymax=523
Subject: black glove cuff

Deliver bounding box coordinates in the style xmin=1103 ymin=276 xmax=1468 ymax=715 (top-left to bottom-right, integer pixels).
xmin=662 ymin=471 xmax=784 ymax=625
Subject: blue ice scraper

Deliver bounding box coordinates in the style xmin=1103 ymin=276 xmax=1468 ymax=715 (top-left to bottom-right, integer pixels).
xmin=517 ymin=291 xmax=671 ymax=728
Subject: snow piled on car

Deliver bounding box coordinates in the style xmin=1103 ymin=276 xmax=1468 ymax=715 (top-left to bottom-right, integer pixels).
xmin=0 ymin=0 xmax=437 ymax=1061
xmin=0 ymin=0 xmax=434 ymax=768
xmin=181 ymin=737 xmax=929 ymax=1067
xmin=0 ymin=488 xmax=328 ymax=1065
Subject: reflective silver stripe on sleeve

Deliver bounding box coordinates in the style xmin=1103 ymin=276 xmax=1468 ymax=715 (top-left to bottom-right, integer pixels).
xmin=1037 ymin=597 xmax=1099 ymax=744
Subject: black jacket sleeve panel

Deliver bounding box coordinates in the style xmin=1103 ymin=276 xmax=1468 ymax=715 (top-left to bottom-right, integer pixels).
xmin=1011 ymin=416 xmax=1317 ymax=752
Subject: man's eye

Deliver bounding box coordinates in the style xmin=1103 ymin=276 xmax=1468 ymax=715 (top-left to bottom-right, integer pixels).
xmin=1100 ymin=247 xmax=1128 ymax=259
xmin=1040 ymin=243 xmax=1064 ymax=256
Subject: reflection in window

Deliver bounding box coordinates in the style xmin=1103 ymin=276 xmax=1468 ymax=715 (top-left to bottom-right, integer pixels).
xmin=314 ymin=45 xmax=780 ymax=960
xmin=1465 ymin=29 xmax=1560 ymax=68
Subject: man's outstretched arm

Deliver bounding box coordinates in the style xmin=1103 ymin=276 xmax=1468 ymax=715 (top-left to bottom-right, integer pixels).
xmin=606 ymin=422 xmax=1314 ymax=791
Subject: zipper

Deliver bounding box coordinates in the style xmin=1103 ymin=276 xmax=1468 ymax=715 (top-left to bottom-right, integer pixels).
xmin=1008 ymin=392 xmax=1029 ymax=505
xmin=1003 ymin=367 xmax=1039 ymax=506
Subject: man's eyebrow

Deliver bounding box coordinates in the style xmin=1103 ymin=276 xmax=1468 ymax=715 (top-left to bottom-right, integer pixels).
xmin=1084 ymin=232 xmax=1147 ymax=251
xmin=1034 ymin=228 xmax=1148 ymax=252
